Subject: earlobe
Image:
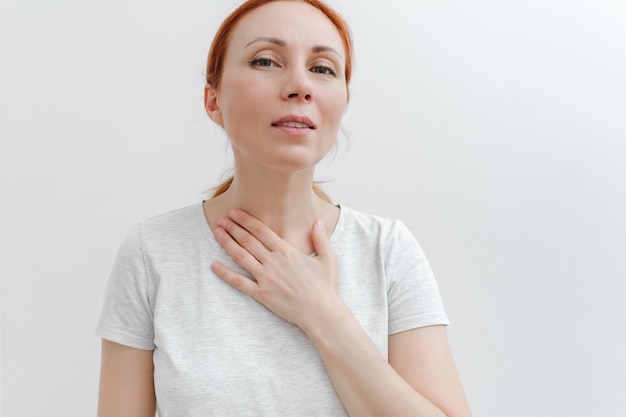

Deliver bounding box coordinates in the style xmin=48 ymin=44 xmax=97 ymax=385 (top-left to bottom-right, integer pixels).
xmin=204 ymin=84 xmax=223 ymax=126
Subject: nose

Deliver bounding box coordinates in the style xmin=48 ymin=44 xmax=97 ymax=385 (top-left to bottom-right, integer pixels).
xmin=282 ymin=66 xmax=313 ymax=102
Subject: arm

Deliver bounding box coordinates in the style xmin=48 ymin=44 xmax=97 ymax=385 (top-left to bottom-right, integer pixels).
xmin=211 ymin=209 xmax=472 ymax=417
xmin=389 ymin=326 xmax=472 ymax=417
xmin=302 ymin=300 xmax=471 ymax=417
xmin=98 ymin=339 xmax=156 ymax=417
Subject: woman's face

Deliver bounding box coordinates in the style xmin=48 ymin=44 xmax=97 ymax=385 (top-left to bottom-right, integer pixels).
xmin=206 ymin=1 xmax=348 ymax=175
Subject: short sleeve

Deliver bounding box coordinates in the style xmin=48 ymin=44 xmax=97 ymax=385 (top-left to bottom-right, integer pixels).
xmin=385 ymin=221 xmax=449 ymax=335
xmin=96 ymin=224 xmax=156 ymax=350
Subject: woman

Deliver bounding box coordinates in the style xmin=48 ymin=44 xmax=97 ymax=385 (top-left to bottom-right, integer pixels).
xmin=97 ymin=1 xmax=473 ymax=416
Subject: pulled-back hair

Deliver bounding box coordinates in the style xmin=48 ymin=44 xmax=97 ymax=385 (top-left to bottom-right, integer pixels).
xmin=206 ymin=0 xmax=353 ymax=202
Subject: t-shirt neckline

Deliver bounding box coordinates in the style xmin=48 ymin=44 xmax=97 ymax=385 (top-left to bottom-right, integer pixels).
xmin=192 ymin=201 xmax=349 ymax=264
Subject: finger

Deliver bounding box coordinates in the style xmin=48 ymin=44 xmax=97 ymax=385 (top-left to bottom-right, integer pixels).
xmin=211 ymin=261 xmax=258 ymax=296
xmin=311 ymin=219 xmax=335 ymax=263
xmin=229 ymin=209 xmax=281 ymax=252
xmin=217 ymin=217 xmax=269 ymax=263
xmin=213 ymin=226 xmax=263 ymax=274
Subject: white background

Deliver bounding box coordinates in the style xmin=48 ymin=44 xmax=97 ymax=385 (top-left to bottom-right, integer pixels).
xmin=2 ymin=0 xmax=625 ymax=416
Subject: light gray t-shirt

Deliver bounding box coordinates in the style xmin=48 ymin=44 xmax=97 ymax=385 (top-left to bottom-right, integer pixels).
xmin=96 ymin=202 xmax=448 ymax=417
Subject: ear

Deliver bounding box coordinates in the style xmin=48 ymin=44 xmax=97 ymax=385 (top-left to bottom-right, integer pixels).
xmin=204 ymin=84 xmax=223 ymax=126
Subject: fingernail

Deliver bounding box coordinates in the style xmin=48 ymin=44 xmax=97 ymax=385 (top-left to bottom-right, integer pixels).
xmin=214 ymin=228 xmax=223 ymax=238
xmin=217 ymin=217 xmax=227 ymax=227
xmin=229 ymin=209 xmax=238 ymax=219
xmin=315 ymin=219 xmax=326 ymax=231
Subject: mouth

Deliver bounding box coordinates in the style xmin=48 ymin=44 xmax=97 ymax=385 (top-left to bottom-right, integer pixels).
xmin=272 ymin=121 xmax=314 ymax=129
xmin=271 ymin=116 xmax=316 ymax=129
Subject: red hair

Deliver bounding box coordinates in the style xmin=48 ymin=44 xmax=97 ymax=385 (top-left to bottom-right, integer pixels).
xmin=206 ymin=0 xmax=353 ymax=202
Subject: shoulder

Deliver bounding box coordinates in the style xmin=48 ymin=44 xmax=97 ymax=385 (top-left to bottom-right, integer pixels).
xmin=138 ymin=202 xmax=201 ymax=235
xmin=119 ymin=202 xmax=206 ymax=256
xmin=336 ymin=206 xmax=428 ymax=271
xmin=337 ymin=206 xmax=416 ymax=246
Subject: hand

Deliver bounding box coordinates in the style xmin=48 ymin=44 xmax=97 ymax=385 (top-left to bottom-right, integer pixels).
xmin=211 ymin=209 xmax=342 ymax=330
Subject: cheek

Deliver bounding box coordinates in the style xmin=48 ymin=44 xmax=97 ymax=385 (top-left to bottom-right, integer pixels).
xmin=321 ymin=88 xmax=348 ymax=126
xmin=219 ymin=81 xmax=267 ymax=133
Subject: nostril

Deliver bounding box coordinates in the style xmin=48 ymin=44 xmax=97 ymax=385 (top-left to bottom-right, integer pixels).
xmin=304 ymin=94 xmax=311 ymax=100
xmin=288 ymin=93 xmax=298 ymax=98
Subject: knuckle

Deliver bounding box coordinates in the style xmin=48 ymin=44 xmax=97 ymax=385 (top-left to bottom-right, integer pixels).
xmin=230 ymin=275 xmax=243 ymax=288
xmin=240 ymin=233 xmax=253 ymax=247
xmin=233 ymin=249 xmax=247 ymax=263
xmin=251 ymin=224 xmax=264 ymax=237
xmin=262 ymin=258 xmax=277 ymax=272
xmin=274 ymin=243 xmax=290 ymax=257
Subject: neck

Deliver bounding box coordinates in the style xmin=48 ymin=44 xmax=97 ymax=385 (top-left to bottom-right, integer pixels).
xmin=205 ymin=168 xmax=334 ymax=254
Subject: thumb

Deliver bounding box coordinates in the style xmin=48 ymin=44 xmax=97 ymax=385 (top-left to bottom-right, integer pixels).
xmin=311 ymin=219 xmax=333 ymax=260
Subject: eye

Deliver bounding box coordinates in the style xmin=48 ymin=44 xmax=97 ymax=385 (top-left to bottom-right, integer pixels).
xmin=310 ymin=65 xmax=337 ymax=76
xmin=249 ymin=57 xmax=278 ymax=68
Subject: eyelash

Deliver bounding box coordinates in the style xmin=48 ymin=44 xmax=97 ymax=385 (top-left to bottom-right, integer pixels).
xmin=249 ymin=58 xmax=276 ymax=68
xmin=311 ymin=66 xmax=337 ymax=76
xmin=248 ymin=58 xmax=337 ymax=77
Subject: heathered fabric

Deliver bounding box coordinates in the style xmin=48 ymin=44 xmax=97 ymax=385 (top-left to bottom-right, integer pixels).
xmin=96 ymin=202 xmax=448 ymax=417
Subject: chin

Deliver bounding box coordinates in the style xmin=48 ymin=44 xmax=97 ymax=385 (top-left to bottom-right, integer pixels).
xmin=265 ymin=157 xmax=325 ymax=174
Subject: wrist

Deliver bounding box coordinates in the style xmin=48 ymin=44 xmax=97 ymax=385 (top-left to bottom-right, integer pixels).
xmin=299 ymin=295 xmax=354 ymax=345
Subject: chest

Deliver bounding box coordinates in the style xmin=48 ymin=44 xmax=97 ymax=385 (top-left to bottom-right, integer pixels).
xmin=148 ymin=251 xmax=390 ymax=416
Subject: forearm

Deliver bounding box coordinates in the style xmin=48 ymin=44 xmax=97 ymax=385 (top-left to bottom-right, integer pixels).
xmin=303 ymin=300 xmax=447 ymax=417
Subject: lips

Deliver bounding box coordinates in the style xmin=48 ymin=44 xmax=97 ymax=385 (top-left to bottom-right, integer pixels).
xmin=271 ymin=115 xmax=316 ymax=129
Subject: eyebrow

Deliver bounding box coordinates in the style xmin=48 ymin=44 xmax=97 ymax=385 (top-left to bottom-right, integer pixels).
xmin=244 ymin=36 xmax=343 ymax=59
xmin=245 ymin=36 xmax=286 ymax=48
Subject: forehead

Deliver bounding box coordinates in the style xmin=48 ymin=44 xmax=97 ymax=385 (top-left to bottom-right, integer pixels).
xmin=228 ymin=1 xmax=345 ymax=56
